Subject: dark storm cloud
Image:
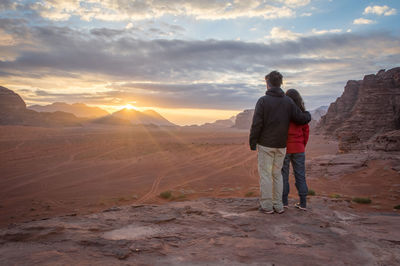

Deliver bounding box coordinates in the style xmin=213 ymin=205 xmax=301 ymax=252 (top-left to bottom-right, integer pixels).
xmin=0 ymin=22 xmax=399 ymax=109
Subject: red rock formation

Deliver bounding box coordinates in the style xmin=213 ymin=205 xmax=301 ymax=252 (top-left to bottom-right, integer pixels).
xmin=234 ymin=109 xmax=254 ymax=129
xmin=0 ymin=85 xmax=81 ymax=126
xmin=317 ymin=67 xmax=400 ymax=151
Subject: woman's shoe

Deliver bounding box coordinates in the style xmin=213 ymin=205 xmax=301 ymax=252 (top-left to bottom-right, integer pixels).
xmin=276 ymin=209 xmax=285 ymax=214
xmin=295 ymin=203 xmax=307 ymax=211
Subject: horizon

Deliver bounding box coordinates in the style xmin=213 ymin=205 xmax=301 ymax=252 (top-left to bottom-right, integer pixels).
xmin=1 ymin=0 xmax=399 ymax=125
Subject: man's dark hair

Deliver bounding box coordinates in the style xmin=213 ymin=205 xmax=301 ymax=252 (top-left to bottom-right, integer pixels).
xmin=286 ymin=89 xmax=305 ymax=112
xmin=265 ymin=71 xmax=283 ymax=87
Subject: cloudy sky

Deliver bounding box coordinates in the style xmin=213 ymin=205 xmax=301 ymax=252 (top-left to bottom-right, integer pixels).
xmin=1 ymin=0 xmax=399 ymax=125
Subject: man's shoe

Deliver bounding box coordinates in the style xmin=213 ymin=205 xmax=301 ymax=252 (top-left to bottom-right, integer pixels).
xmin=295 ymin=203 xmax=307 ymax=211
xmin=283 ymin=205 xmax=289 ymax=209
xmin=258 ymin=207 xmax=274 ymax=214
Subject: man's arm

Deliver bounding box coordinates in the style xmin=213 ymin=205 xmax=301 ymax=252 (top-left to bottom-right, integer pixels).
xmin=290 ymin=101 xmax=311 ymax=125
xmin=249 ymin=98 xmax=264 ymax=150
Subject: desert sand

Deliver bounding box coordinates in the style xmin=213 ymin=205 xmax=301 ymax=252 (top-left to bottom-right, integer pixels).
xmin=1 ymin=125 xmax=399 ymax=228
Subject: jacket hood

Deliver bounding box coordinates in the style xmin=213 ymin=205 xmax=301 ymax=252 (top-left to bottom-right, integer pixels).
xmin=265 ymin=87 xmax=285 ymax=97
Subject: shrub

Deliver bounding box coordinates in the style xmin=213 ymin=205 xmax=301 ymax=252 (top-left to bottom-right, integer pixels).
xmin=245 ymin=191 xmax=254 ymax=197
xmin=394 ymin=205 xmax=400 ymax=210
xmin=307 ymin=189 xmax=316 ymax=196
xmin=160 ymin=191 xmax=172 ymax=199
xmin=352 ymin=197 xmax=371 ymax=204
xmin=329 ymin=193 xmax=341 ymax=198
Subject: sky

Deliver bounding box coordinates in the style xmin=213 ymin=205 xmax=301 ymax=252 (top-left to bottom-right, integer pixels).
xmin=0 ymin=0 xmax=399 ymax=125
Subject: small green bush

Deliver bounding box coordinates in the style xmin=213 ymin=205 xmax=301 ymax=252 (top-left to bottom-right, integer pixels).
xmin=245 ymin=191 xmax=254 ymax=197
xmin=329 ymin=193 xmax=341 ymax=198
xmin=160 ymin=191 xmax=172 ymax=199
xmin=394 ymin=205 xmax=400 ymax=210
xmin=307 ymin=189 xmax=316 ymax=196
xmin=352 ymin=197 xmax=371 ymax=204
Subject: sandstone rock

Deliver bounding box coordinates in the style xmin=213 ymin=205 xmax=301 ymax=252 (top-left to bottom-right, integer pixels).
xmin=0 ymin=198 xmax=399 ymax=265
xmin=0 ymin=86 xmax=26 ymax=111
xmin=317 ymin=67 xmax=400 ymax=151
xmin=234 ymin=109 xmax=254 ymax=129
xmin=0 ymin=85 xmax=82 ymax=127
xmin=369 ymin=130 xmax=400 ymax=151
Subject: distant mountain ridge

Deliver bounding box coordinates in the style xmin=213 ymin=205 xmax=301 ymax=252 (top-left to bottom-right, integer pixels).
xmin=29 ymin=102 xmax=109 ymax=118
xmin=95 ymin=108 xmax=176 ymax=127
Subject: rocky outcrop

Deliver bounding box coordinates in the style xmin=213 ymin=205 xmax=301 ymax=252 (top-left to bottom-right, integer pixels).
xmin=199 ymin=116 xmax=235 ymax=129
xmin=0 ymin=197 xmax=399 ymax=265
xmin=316 ymin=80 xmax=361 ymax=135
xmin=234 ymin=109 xmax=254 ymax=129
xmin=317 ymin=67 xmax=400 ymax=151
xmin=0 ymin=86 xmax=26 ymax=111
xmin=0 ymin=86 xmax=81 ymax=126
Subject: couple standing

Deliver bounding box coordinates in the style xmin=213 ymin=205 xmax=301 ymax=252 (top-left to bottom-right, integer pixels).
xmin=249 ymin=71 xmax=311 ymax=214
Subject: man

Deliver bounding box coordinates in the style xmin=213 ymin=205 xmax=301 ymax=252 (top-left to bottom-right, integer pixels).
xmin=249 ymin=71 xmax=311 ymax=214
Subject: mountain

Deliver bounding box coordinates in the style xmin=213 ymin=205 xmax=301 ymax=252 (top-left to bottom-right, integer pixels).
xmin=316 ymin=67 xmax=400 ymax=151
xmin=29 ymin=102 xmax=109 ymax=118
xmin=309 ymin=106 xmax=329 ymax=129
xmin=198 ymin=116 xmax=236 ymax=129
xmin=96 ymin=108 xmax=176 ymax=126
xmin=0 ymin=86 xmax=81 ymax=127
xmin=310 ymin=106 xmax=328 ymax=121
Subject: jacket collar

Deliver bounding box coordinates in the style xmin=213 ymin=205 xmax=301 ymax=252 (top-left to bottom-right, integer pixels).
xmin=265 ymin=87 xmax=285 ymax=97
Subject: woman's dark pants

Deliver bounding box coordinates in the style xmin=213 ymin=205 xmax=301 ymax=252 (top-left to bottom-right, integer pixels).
xmin=281 ymin=152 xmax=308 ymax=208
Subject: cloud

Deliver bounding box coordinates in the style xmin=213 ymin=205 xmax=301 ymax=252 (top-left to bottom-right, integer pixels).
xmin=267 ymin=27 xmax=302 ymax=41
xmin=1 ymin=20 xmax=399 ymax=111
xmin=266 ymin=27 xmax=343 ymax=42
xmin=311 ymin=28 xmax=342 ymax=35
xmin=353 ymin=18 xmax=375 ymax=25
xmin=278 ymin=0 xmax=311 ymax=8
xmin=363 ymin=5 xmax=397 ymax=16
xmin=25 ymin=0 xmax=306 ymax=21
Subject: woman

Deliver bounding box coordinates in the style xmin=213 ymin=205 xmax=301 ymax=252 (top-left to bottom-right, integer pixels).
xmin=281 ymin=89 xmax=309 ymax=211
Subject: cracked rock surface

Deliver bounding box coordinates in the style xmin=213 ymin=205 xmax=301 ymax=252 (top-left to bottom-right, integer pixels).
xmin=1 ymin=197 xmax=399 ymax=265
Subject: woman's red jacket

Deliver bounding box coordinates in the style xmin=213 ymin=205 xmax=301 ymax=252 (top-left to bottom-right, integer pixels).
xmin=286 ymin=122 xmax=309 ymax=154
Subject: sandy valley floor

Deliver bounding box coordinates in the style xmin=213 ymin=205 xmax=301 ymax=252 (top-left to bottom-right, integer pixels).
xmin=0 ymin=125 xmax=399 ymax=227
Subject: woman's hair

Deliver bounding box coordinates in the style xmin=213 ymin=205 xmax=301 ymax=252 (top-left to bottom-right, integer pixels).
xmin=286 ymin=89 xmax=305 ymax=112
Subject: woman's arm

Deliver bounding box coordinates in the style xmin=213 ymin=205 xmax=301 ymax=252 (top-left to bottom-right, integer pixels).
xmin=303 ymin=124 xmax=310 ymax=147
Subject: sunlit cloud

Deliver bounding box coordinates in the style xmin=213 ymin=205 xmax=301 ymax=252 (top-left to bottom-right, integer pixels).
xmin=353 ymin=18 xmax=375 ymax=25
xmin=27 ymin=0 xmax=307 ymax=21
xmin=363 ymin=5 xmax=397 ymax=16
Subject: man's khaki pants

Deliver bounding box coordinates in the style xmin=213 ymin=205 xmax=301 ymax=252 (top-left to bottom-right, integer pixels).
xmin=257 ymin=144 xmax=286 ymax=211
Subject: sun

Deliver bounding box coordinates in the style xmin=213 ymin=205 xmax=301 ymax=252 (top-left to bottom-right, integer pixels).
xmin=121 ymin=104 xmax=138 ymax=110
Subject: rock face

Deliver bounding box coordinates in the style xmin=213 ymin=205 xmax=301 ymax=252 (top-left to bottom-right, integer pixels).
xmin=0 ymin=86 xmax=26 ymax=111
xmin=29 ymin=102 xmax=109 ymax=118
xmin=0 ymin=86 xmax=81 ymax=126
xmin=317 ymin=67 xmax=400 ymax=151
xmin=200 ymin=116 xmax=235 ymax=129
xmin=0 ymin=197 xmax=399 ymax=265
xmin=234 ymin=109 xmax=254 ymax=129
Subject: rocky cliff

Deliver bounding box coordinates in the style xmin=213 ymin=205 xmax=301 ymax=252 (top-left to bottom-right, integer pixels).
xmin=0 ymin=86 xmax=81 ymax=126
xmin=234 ymin=109 xmax=254 ymax=129
xmin=317 ymin=67 xmax=400 ymax=151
